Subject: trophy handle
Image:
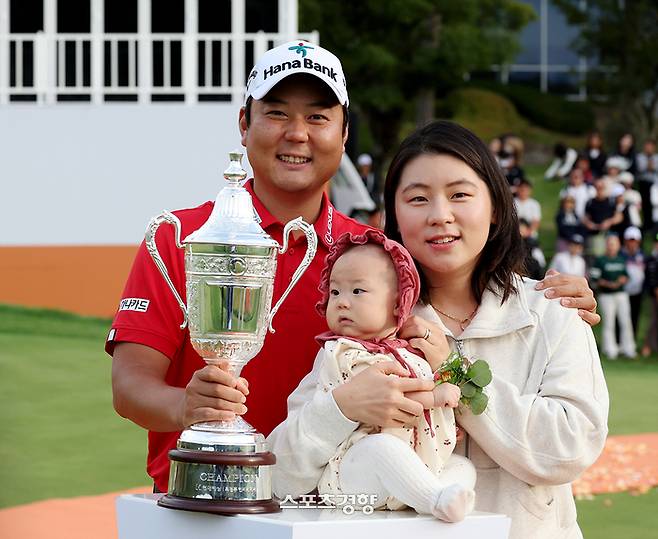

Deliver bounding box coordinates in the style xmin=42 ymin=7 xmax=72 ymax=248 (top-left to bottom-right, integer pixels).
xmin=268 ymin=216 xmax=318 ymax=333
xmin=145 ymin=211 xmax=189 ymax=330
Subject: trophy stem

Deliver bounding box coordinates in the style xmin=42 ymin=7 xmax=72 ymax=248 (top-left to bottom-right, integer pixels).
xmin=191 ymin=415 xmax=255 ymax=434
xmin=205 ymin=358 xmax=246 ymax=379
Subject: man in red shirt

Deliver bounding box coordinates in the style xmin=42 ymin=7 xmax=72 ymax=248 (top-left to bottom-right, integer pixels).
xmin=108 ymin=41 xmax=599 ymax=493
xmin=108 ymin=42 xmax=374 ymax=492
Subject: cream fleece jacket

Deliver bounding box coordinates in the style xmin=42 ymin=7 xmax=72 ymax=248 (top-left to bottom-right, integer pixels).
xmin=267 ymin=277 xmax=609 ymax=539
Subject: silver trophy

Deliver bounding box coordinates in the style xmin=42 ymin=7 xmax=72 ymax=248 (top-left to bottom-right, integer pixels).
xmin=145 ymin=151 xmax=317 ymax=514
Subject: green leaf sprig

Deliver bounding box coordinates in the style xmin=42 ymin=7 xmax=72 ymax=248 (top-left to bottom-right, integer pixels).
xmin=434 ymin=352 xmax=492 ymax=415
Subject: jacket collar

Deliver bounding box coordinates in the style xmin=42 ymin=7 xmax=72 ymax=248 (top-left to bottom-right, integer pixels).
xmin=413 ymin=276 xmax=535 ymax=339
xmin=244 ymin=179 xmax=336 ymax=249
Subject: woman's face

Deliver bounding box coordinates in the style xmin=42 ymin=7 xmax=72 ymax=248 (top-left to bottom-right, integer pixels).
xmin=620 ymin=134 xmax=633 ymax=152
xmin=394 ymin=153 xmax=494 ymax=286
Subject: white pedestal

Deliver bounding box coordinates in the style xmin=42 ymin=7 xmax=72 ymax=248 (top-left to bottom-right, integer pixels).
xmin=116 ymin=494 xmax=511 ymax=539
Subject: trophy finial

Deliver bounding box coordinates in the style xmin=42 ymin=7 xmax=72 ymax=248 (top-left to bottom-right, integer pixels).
xmin=224 ymin=150 xmax=247 ymax=184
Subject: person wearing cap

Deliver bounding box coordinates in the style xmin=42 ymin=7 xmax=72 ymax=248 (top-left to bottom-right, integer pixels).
xmin=616 ymin=171 xmax=642 ymax=229
xmin=107 ymin=41 xmax=601 ymax=494
xmin=620 ymin=226 xmax=646 ymax=336
xmin=357 ymin=152 xmax=379 ymax=204
xmin=107 ymin=40 xmax=370 ymax=493
xmin=550 ymin=234 xmax=586 ymax=278
xmin=590 ymin=233 xmax=636 ymax=359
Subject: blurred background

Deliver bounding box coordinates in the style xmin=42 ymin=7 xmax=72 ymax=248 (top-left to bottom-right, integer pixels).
xmin=1 ymin=1 xmax=657 ymax=538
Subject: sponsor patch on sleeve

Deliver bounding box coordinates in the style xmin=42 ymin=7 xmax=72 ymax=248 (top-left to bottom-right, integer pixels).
xmin=119 ymin=298 xmax=150 ymax=313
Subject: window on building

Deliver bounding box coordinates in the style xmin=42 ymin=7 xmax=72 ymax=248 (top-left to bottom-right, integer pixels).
xmin=509 ymin=71 xmax=541 ymax=90
xmin=548 ymin=72 xmax=580 ymax=96
xmin=245 ymin=0 xmax=278 ymax=32
xmin=199 ymin=0 xmax=231 ymax=32
xmin=515 ymin=0 xmax=540 ymax=65
xmin=57 ymin=0 xmax=91 ymax=33
xmin=152 ymin=0 xmax=184 ymax=33
xmin=10 ymin=0 xmax=42 ymax=32
xmin=105 ymin=0 xmax=137 ymax=33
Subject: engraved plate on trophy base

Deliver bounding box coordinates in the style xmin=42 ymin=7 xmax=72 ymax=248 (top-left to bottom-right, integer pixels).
xmin=158 ymin=447 xmax=280 ymax=515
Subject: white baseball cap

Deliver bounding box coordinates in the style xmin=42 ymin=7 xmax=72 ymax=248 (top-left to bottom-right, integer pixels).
xmin=357 ymin=153 xmax=373 ymax=166
xmin=244 ymin=40 xmax=348 ymax=106
xmin=624 ymin=226 xmax=642 ymax=241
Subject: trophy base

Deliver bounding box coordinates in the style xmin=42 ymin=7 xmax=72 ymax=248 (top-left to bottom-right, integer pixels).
xmin=163 ymin=426 xmax=279 ymax=515
xmin=157 ymin=493 xmax=281 ymax=515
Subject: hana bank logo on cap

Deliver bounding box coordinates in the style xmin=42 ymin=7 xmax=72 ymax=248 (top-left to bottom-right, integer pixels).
xmin=244 ymin=40 xmax=348 ymax=106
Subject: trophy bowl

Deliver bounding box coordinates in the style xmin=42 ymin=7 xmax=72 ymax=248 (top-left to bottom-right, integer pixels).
xmin=145 ymin=151 xmax=317 ymax=514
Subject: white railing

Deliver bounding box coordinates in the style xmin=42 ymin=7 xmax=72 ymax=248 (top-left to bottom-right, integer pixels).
xmin=0 ymin=30 xmax=319 ymax=105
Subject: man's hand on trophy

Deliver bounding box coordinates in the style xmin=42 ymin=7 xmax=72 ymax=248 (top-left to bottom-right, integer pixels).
xmin=180 ymin=364 xmax=250 ymax=428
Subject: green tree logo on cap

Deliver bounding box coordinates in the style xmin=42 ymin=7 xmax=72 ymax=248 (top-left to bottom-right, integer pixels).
xmin=288 ymin=42 xmax=314 ymax=58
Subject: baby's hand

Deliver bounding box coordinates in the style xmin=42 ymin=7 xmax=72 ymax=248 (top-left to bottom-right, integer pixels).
xmin=433 ymin=382 xmax=461 ymax=408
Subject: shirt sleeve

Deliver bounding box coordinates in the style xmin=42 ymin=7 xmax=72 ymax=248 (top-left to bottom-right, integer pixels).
xmin=105 ymin=222 xmax=188 ymax=360
xmin=267 ymin=347 xmax=359 ymax=498
xmin=457 ymin=309 xmax=609 ymax=487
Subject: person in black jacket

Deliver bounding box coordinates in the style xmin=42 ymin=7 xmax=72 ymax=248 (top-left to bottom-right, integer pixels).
xmin=584 ymin=131 xmax=607 ymax=179
xmin=555 ymin=195 xmax=585 ymax=253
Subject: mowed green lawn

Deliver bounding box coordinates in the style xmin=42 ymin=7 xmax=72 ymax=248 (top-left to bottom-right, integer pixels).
xmin=0 ymin=303 xmax=656 ymax=537
xmin=0 ymin=305 xmax=148 ymax=508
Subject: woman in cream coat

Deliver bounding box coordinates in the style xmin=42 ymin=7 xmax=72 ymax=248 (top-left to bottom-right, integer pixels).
xmin=268 ymin=121 xmax=608 ymax=539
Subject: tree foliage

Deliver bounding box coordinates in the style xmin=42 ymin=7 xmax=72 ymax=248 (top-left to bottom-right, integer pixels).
xmin=554 ymin=0 xmax=658 ymax=137
xmin=299 ymin=0 xmax=535 ymax=172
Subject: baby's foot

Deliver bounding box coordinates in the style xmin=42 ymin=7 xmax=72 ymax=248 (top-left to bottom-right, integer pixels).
xmin=432 ymin=483 xmax=475 ymax=522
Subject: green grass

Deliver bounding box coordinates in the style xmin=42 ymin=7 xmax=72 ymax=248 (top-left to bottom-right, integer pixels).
xmin=0 ymin=305 xmax=148 ymax=508
xmin=0 ymin=299 xmax=656 ymax=538
xmin=576 ymin=489 xmax=658 ymax=539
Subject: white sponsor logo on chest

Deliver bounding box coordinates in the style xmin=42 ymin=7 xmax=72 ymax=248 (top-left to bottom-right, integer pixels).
xmin=119 ymin=298 xmax=150 ymax=312
xmin=325 ymin=205 xmax=334 ymax=245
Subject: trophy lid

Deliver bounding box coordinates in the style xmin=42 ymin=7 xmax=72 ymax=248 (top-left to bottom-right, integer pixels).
xmin=184 ymin=151 xmax=279 ymax=248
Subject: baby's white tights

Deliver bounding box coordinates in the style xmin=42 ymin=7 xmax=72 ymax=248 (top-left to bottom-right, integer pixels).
xmin=339 ymin=433 xmax=476 ymax=522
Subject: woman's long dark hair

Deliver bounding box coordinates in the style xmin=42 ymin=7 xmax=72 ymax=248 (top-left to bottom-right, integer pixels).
xmin=383 ymin=120 xmax=526 ymax=305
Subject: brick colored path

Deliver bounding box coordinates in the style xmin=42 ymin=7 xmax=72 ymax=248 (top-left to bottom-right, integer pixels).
xmin=1 ymin=434 xmax=656 ymax=539
xmin=572 ymin=433 xmax=658 ymax=497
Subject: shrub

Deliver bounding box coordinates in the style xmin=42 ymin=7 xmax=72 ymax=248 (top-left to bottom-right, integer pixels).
xmin=470 ymin=82 xmax=595 ymax=135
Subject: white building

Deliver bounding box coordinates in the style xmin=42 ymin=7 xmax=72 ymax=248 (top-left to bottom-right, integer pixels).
xmin=0 ymin=0 xmax=318 ymax=316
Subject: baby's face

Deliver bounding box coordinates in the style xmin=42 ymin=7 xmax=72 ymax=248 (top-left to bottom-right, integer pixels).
xmin=326 ymin=245 xmax=399 ymax=340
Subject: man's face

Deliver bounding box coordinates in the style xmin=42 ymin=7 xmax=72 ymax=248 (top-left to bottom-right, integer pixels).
xmin=239 ymin=75 xmax=347 ymax=200
xmin=606 ymin=235 xmax=621 ymax=256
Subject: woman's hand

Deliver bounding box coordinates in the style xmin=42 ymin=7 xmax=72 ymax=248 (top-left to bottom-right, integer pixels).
xmin=536 ymin=269 xmax=600 ymax=326
xmin=332 ymin=361 xmax=435 ymax=428
xmin=398 ymin=315 xmax=451 ymax=371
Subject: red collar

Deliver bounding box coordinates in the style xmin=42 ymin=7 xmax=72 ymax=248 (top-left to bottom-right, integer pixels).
xmin=244 ymin=179 xmax=337 ymax=249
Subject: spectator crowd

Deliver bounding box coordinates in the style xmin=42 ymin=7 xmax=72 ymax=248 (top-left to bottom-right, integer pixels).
xmin=489 ymin=132 xmax=658 ymax=360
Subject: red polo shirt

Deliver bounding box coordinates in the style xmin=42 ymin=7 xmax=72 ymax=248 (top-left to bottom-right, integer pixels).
xmin=106 ymin=180 xmax=369 ymax=492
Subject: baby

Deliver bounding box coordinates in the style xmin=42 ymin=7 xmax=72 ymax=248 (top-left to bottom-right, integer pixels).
xmin=313 ymin=229 xmax=476 ymax=522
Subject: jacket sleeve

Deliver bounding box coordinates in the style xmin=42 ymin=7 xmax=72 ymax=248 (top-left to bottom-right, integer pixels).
xmin=458 ymin=310 xmax=609 ymax=486
xmin=266 ymin=346 xmax=359 ymax=498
